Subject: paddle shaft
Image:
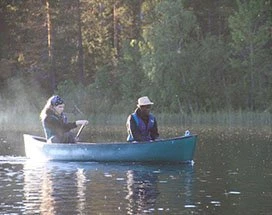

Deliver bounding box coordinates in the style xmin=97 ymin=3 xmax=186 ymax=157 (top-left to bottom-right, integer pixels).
xmin=76 ymin=124 xmax=85 ymax=138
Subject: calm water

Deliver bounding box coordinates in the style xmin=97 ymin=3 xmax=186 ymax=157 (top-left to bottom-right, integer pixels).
xmin=0 ymin=129 xmax=271 ymax=215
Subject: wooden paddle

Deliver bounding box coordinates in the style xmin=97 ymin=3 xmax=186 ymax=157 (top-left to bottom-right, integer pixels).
xmin=76 ymin=123 xmax=86 ymax=139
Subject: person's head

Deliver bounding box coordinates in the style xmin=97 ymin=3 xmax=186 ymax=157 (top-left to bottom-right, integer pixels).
xmin=50 ymin=95 xmax=65 ymax=115
xmin=137 ymin=96 xmax=154 ymax=116
xmin=40 ymin=95 xmax=65 ymax=120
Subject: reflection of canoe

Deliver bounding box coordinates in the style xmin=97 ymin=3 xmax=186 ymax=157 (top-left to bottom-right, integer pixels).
xmin=23 ymin=134 xmax=197 ymax=163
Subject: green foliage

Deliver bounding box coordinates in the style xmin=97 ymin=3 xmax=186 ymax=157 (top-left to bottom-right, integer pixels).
xmin=141 ymin=0 xmax=231 ymax=113
xmin=141 ymin=0 xmax=200 ymax=112
xmin=179 ymin=37 xmax=230 ymax=112
xmin=0 ymin=0 xmax=271 ymax=115
xmin=55 ymin=80 xmax=89 ymax=113
xmin=118 ymin=39 xmax=146 ymax=101
xmin=228 ymin=0 xmax=272 ymax=110
xmin=55 ymin=78 xmax=122 ymax=115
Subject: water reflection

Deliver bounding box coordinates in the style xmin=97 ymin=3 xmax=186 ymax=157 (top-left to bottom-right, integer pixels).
xmin=23 ymin=161 xmax=88 ymax=214
xmin=22 ymin=161 xmax=195 ymax=214
xmin=125 ymin=164 xmax=195 ymax=214
xmin=126 ymin=169 xmax=159 ymax=214
xmin=76 ymin=168 xmax=87 ymax=213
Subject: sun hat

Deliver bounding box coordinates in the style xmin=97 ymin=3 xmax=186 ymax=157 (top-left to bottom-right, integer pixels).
xmin=137 ymin=96 xmax=154 ymax=107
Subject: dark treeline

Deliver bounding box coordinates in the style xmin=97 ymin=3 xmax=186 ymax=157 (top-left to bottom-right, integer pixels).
xmin=0 ymin=0 xmax=271 ymax=115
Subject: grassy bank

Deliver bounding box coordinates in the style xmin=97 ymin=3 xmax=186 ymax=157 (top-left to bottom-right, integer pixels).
xmin=1 ymin=111 xmax=272 ymax=132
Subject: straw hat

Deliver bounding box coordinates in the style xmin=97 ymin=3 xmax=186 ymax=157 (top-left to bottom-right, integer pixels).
xmin=137 ymin=96 xmax=154 ymax=107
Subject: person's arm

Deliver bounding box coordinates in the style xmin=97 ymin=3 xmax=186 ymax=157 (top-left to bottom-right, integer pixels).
xmin=150 ymin=117 xmax=159 ymax=140
xmin=128 ymin=115 xmax=143 ymax=141
xmin=61 ymin=113 xmax=78 ymax=132
xmin=62 ymin=121 xmax=77 ymax=132
xmin=46 ymin=115 xmax=76 ymax=134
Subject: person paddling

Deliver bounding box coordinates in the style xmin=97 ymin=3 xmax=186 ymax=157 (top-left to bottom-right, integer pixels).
xmin=126 ymin=96 xmax=159 ymax=142
xmin=40 ymin=95 xmax=88 ymax=143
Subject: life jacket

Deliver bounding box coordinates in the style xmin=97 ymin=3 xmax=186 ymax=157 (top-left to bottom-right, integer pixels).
xmin=127 ymin=113 xmax=155 ymax=142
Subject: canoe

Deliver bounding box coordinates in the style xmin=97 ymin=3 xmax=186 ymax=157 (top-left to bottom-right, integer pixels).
xmin=23 ymin=134 xmax=197 ymax=163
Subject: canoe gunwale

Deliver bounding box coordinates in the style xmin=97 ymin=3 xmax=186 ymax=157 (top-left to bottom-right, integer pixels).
xmin=25 ymin=134 xmax=197 ymax=146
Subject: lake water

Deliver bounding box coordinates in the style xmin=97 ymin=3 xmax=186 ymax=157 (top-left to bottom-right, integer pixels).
xmin=0 ymin=128 xmax=271 ymax=214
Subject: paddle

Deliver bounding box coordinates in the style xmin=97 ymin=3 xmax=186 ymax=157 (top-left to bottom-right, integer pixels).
xmin=76 ymin=123 xmax=86 ymax=139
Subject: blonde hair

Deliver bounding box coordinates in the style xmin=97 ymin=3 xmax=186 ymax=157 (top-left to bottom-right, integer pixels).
xmin=40 ymin=95 xmax=55 ymax=121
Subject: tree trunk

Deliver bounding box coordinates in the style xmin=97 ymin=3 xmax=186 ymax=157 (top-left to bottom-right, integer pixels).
xmin=131 ymin=0 xmax=142 ymax=39
xmin=249 ymin=41 xmax=255 ymax=110
xmin=77 ymin=0 xmax=84 ymax=84
xmin=46 ymin=0 xmax=55 ymax=92
xmin=113 ymin=2 xmax=119 ymax=59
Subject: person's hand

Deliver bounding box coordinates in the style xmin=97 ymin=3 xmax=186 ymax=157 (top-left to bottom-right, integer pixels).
xmin=76 ymin=120 xmax=89 ymax=126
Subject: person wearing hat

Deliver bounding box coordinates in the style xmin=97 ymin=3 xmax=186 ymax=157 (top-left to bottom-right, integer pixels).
xmin=40 ymin=95 xmax=88 ymax=143
xmin=126 ymin=96 xmax=159 ymax=142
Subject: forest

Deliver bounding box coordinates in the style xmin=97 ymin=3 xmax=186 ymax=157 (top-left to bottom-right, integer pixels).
xmin=0 ymin=0 xmax=271 ymax=116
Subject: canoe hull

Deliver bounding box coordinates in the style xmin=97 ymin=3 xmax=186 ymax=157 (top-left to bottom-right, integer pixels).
xmin=23 ymin=134 xmax=197 ymax=163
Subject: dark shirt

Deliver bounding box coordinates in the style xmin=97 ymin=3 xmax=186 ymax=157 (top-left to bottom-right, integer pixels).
xmin=127 ymin=108 xmax=159 ymax=141
xmin=42 ymin=109 xmax=77 ymax=140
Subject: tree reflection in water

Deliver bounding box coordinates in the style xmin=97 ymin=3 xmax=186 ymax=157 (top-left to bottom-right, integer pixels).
xmin=125 ymin=164 xmax=195 ymax=214
xmin=23 ymin=161 xmax=194 ymax=214
xmin=126 ymin=169 xmax=160 ymax=214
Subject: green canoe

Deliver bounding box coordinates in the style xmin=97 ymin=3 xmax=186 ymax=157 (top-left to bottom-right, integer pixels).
xmin=23 ymin=134 xmax=197 ymax=163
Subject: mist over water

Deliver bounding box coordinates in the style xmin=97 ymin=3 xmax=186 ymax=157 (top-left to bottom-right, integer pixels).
xmin=0 ymin=78 xmax=45 ymax=154
xmin=1 ymin=78 xmax=44 ymax=126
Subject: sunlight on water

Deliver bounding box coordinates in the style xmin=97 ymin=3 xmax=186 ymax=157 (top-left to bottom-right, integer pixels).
xmin=0 ymin=156 xmax=27 ymax=163
xmin=227 ymin=191 xmax=241 ymax=195
xmin=184 ymin=204 xmax=196 ymax=208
